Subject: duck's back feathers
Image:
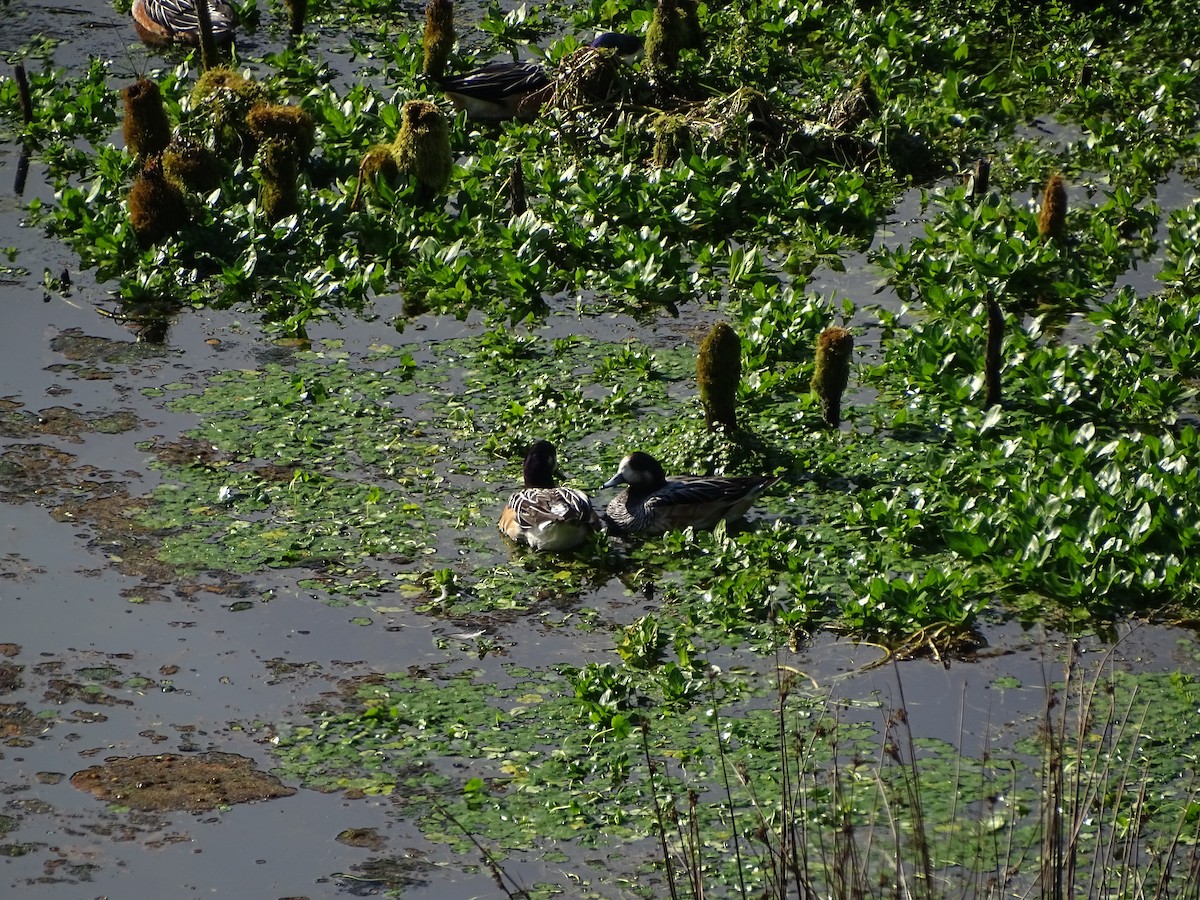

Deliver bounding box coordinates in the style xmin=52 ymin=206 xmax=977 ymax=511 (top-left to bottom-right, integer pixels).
xmin=500 ymin=486 xmax=601 ymax=551
xmin=436 ymin=62 xmax=551 ymax=102
xmin=132 ymin=0 xmax=237 ymax=46
xmin=499 ymin=440 xmax=601 ymax=551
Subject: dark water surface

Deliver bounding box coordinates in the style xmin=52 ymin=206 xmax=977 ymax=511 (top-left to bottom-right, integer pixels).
xmin=2 ymin=2 xmax=1198 ymax=897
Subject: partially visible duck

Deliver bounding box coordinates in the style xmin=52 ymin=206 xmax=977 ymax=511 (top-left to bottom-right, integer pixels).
xmin=436 ymin=33 xmax=641 ymax=122
xmin=132 ymin=0 xmax=238 ymax=47
xmin=589 ymin=31 xmax=644 ymax=64
xmin=600 ymin=451 xmax=779 ymax=535
xmin=436 ymin=60 xmax=551 ymax=122
xmin=499 ymin=441 xmax=602 ymax=551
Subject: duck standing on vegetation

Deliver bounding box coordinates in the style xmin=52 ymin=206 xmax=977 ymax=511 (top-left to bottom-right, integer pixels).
xmin=132 ymin=0 xmax=238 ymax=46
xmin=600 ymin=451 xmax=779 ymax=535
xmin=499 ymin=441 xmax=602 ymax=551
xmin=435 ymin=32 xmax=642 ymax=121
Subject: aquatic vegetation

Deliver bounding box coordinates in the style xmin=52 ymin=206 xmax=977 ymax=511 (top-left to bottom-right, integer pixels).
xmin=9 ymin=0 xmax=1200 ymax=893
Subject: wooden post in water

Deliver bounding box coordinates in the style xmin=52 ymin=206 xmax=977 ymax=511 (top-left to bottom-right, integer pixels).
xmin=192 ymin=0 xmax=219 ymax=70
xmin=14 ymin=65 xmax=33 ymax=124
xmin=984 ymin=296 xmax=1003 ymax=408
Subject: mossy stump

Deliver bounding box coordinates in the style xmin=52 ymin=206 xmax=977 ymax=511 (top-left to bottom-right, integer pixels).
xmin=1037 ymin=173 xmax=1067 ymax=240
xmin=422 ymin=0 xmax=455 ymax=80
xmin=811 ymin=326 xmax=854 ymax=429
xmin=351 ymin=144 xmax=401 ymax=210
xmin=258 ymin=139 xmax=300 ymax=223
xmin=162 ymin=137 xmax=221 ymax=193
xmin=122 ymin=79 xmax=172 ymax=160
xmin=190 ymin=67 xmax=269 ymax=157
xmin=393 ymin=100 xmax=452 ymax=204
xmin=246 ymin=104 xmax=316 ymax=160
xmin=697 ymin=322 xmax=741 ymax=432
xmin=284 ymin=0 xmax=307 ymax=37
xmin=645 ymin=0 xmax=687 ymax=76
xmin=129 ymin=156 xmax=189 ymax=246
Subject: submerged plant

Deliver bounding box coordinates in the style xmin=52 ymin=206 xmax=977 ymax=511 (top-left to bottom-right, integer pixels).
xmin=121 ymin=78 xmax=172 ymax=160
xmin=697 ymin=321 xmax=741 ymax=431
xmin=811 ymin=326 xmax=853 ymax=428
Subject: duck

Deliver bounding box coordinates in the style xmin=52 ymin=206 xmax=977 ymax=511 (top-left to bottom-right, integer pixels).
xmin=600 ymin=451 xmax=780 ymax=535
xmin=436 ymin=32 xmax=642 ymax=122
xmin=132 ymin=0 xmax=238 ymax=47
xmin=436 ymin=61 xmax=552 ymax=122
xmin=499 ymin=440 xmax=602 ymax=551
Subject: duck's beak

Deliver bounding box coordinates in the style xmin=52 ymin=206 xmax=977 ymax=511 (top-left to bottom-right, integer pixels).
xmin=600 ymin=473 xmax=626 ymax=490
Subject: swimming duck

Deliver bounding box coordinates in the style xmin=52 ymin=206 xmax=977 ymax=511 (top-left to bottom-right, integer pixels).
xmin=600 ymin=451 xmax=780 ymax=535
xmin=499 ymin=440 xmax=602 ymax=551
xmin=132 ymin=0 xmax=237 ymax=47
xmin=436 ymin=33 xmax=642 ymax=122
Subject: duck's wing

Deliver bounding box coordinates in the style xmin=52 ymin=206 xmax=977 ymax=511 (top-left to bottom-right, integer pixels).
xmin=437 ymin=62 xmax=550 ymax=101
xmin=141 ymin=0 xmax=237 ymax=36
xmin=507 ymin=487 xmax=600 ymax=529
xmin=650 ymin=475 xmax=779 ymax=508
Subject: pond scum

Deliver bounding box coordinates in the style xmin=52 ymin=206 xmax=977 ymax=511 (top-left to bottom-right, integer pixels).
xmin=6 ymin=0 xmax=1200 ymax=894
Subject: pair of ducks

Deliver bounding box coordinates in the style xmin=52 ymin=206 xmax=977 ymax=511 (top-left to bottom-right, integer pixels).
xmin=499 ymin=441 xmax=780 ymax=551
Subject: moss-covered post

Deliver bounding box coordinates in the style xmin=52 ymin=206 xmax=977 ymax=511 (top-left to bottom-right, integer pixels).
xmin=258 ymin=138 xmax=300 ymax=222
xmin=645 ymin=0 xmax=684 ymax=76
xmin=811 ymin=326 xmax=854 ymax=428
xmin=122 ymin=79 xmax=172 ymax=160
xmin=129 ymin=156 xmax=189 ymax=246
xmin=1037 ymin=173 xmax=1067 ymax=240
xmin=393 ymin=100 xmax=452 ymax=204
xmin=423 ymin=0 xmax=455 ymax=80
xmin=984 ymin=296 xmax=1003 ymax=408
xmin=697 ymin=322 xmax=741 ymax=432
xmin=284 ymin=0 xmax=307 ymax=38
